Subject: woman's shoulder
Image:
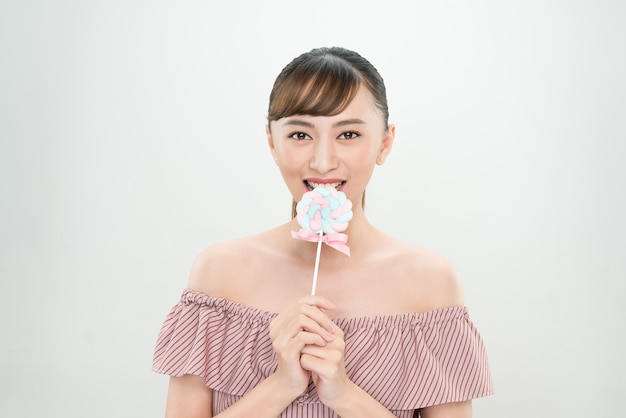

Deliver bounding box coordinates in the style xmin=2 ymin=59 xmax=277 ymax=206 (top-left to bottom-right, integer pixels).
xmin=378 ymin=233 xmax=465 ymax=311
xmin=187 ymin=227 xmax=285 ymax=297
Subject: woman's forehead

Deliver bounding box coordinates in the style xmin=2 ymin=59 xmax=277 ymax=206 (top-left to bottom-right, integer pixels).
xmin=272 ymin=87 xmax=384 ymax=128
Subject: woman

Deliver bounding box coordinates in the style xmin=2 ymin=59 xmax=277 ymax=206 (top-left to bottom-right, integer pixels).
xmin=153 ymin=46 xmax=493 ymax=417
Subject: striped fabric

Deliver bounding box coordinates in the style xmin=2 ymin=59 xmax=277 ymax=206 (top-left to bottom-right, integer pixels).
xmin=153 ymin=289 xmax=493 ymax=417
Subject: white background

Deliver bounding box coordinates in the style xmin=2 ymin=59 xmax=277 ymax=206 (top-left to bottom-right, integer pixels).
xmin=1 ymin=1 xmax=624 ymax=417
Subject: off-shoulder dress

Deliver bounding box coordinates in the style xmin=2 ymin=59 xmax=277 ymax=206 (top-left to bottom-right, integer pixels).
xmin=153 ymin=289 xmax=493 ymax=417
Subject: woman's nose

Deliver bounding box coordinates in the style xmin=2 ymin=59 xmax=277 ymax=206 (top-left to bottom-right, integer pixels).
xmin=309 ymin=138 xmax=338 ymax=174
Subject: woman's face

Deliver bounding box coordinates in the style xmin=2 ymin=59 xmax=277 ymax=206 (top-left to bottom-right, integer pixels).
xmin=267 ymin=86 xmax=394 ymax=210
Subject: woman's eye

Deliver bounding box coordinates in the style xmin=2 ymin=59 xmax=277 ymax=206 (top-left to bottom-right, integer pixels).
xmin=339 ymin=131 xmax=360 ymax=140
xmin=289 ymin=132 xmax=311 ymax=141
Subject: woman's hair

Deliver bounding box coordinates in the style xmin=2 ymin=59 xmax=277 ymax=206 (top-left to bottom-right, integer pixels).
xmin=268 ymin=46 xmax=389 ymax=126
xmin=267 ymin=47 xmax=389 ymax=218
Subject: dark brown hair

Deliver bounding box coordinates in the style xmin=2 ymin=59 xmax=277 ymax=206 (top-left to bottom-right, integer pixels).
xmin=268 ymin=47 xmax=389 ymax=126
xmin=267 ymin=47 xmax=389 ymax=217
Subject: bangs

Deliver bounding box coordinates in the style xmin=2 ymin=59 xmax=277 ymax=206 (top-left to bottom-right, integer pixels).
xmin=268 ymin=56 xmax=362 ymax=121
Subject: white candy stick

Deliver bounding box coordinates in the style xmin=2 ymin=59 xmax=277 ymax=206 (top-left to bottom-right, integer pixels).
xmin=311 ymin=230 xmax=324 ymax=295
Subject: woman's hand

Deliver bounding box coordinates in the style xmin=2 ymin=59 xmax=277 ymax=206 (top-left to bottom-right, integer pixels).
xmin=268 ymin=295 xmax=337 ymax=398
xmin=299 ymin=321 xmax=353 ymax=408
xmin=271 ymin=299 xmax=398 ymax=417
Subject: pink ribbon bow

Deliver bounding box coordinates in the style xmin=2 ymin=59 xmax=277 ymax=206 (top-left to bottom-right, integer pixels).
xmin=291 ymin=229 xmax=351 ymax=256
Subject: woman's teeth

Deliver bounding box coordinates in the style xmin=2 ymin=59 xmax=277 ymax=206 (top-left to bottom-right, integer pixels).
xmin=305 ymin=181 xmax=343 ymax=191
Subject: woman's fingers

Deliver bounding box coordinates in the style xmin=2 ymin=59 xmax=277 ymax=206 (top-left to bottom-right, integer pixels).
xmin=268 ymin=296 xmax=347 ymax=403
xmin=295 ymin=295 xmax=337 ymax=311
xmin=270 ymin=296 xmax=336 ymax=342
xmin=267 ymin=296 xmax=340 ymax=398
xmin=288 ymin=311 xmax=335 ymax=341
xmin=289 ymin=296 xmax=336 ymax=333
xmin=300 ymin=325 xmax=346 ymax=380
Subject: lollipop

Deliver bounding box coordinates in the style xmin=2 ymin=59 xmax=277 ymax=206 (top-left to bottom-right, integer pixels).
xmin=291 ymin=186 xmax=353 ymax=295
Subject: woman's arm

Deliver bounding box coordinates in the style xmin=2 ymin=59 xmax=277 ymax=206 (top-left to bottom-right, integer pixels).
xmin=165 ymin=375 xmax=212 ymax=418
xmin=317 ymin=380 xmax=399 ymax=418
xmin=164 ymin=373 xmax=306 ymax=418
xmin=301 ymin=321 xmax=473 ymax=418
xmin=164 ymin=295 xmax=338 ymax=418
xmin=418 ymin=400 xmax=472 ymax=418
xmin=303 ymin=332 xmax=474 ymax=418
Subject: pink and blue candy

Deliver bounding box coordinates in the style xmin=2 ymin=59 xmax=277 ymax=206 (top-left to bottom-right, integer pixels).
xmin=295 ymin=186 xmax=353 ymax=234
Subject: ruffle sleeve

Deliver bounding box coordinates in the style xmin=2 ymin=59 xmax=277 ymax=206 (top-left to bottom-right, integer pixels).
xmin=334 ymin=307 xmax=494 ymax=410
xmin=152 ymin=289 xmax=493 ymax=411
xmin=152 ymin=289 xmax=277 ymax=395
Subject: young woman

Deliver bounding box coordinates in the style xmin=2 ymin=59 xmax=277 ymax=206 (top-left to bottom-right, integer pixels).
xmin=153 ymin=47 xmax=493 ymax=417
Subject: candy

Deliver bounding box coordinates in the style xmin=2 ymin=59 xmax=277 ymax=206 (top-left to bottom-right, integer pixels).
xmin=291 ymin=186 xmax=353 ymax=295
xmin=295 ymin=186 xmax=353 ymax=234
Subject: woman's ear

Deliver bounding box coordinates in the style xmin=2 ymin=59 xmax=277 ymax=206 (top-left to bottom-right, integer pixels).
xmin=266 ymin=124 xmax=278 ymax=164
xmin=376 ymin=124 xmax=395 ymax=165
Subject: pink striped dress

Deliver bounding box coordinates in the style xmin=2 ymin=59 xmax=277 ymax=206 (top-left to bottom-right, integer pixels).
xmin=153 ymin=289 xmax=493 ymax=417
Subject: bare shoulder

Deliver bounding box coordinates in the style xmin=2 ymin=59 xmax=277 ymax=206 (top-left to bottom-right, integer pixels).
xmin=187 ymin=238 xmax=238 ymax=296
xmin=187 ymin=231 xmax=270 ymax=298
xmin=389 ymin=238 xmax=465 ymax=311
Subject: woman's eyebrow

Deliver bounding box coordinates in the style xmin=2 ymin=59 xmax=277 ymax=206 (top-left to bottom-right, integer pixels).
xmin=282 ymin=118 xmax=366 ymax=128
xmin=333 ymin=118 xmax=366 ymax=127
xmin=282 ymin=119 xmax=314 ymax=128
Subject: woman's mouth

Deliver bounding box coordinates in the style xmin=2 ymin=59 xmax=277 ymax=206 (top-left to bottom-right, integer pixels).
xmin=304 ymin=180 xmax=345 ymax=191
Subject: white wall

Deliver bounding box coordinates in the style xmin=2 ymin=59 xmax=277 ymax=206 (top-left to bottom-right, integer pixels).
xmin=1 ymin=1 xmax=624 ymax=417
